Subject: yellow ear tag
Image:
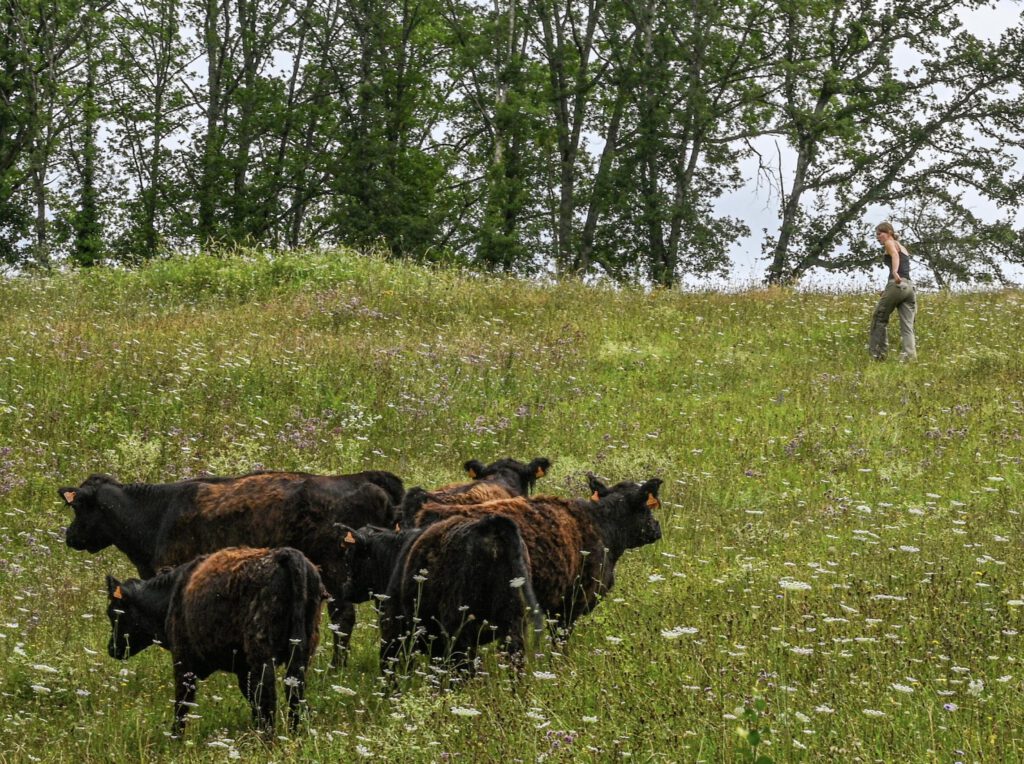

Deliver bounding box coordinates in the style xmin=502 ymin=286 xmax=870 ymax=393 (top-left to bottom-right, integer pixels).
xmin=63 ymin=491 xmax=77 ymax=504
xmin=536 ymin=467 xmax=546 ymax=478
xmin=113 ymin=586 xmax=123 ymax=600
xmin=646 ymin=493 xmax=661 ymax=510
xmin=344 ymin=531 xmax=356 ymax=544
xmin=590 ymin=491 xmax=600 ymax=502
xmin=394 ymin=523 xmax=401 ymax=532
xmin=467 ymin=468 xmax=477 ymax=479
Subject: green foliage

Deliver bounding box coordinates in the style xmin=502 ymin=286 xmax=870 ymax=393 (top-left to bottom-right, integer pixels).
xmin=1 ymin=253 xmax=1024 ymax=760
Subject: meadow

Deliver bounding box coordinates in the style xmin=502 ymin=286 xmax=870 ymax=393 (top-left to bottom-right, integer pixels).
xmin=0 ymin=249 xmax=1021 ymax=763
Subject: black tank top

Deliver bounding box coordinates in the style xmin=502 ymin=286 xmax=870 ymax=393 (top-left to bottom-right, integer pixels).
xmin=884 ymin=246 xmax=911 ymax=279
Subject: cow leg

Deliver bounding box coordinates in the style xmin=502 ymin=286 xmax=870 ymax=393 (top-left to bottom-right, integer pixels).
xmin=172 ymin=667 xmax=198 ymax=737
xmin=242 ymin=661 xmax=277 ymax=732
xmin=379 ymin=635 xmax=402 ymax=681
xmin=283 ymin=662 xmax=307 ymax=731
xmin=327 ymin=598 xmax=355 ymax=669
xmin=505 ymin=631 xmax=527 ymax=679
xmin=449 ymin=647 xmax=477 ymax=677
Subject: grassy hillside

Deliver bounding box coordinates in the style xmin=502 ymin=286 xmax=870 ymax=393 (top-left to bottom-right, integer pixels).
xmin=1 ymin=249 xmax=1022 ymax=762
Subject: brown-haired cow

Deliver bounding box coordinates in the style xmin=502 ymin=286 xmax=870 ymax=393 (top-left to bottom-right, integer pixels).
xmin=106 ymin=546 xmax=325 ymax=735
xmin=59 ymin=469 xmax=403 ymax=666
xmin=339 ymin=516 xmax=544 ymax=680
xmin=398 ymin=456 xmax=551 ymax=527
xmin=409 ymin=478 xmax=663 ymax=638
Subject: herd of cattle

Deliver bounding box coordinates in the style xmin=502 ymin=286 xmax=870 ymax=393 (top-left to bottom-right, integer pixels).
xmin=57 ymin=457 xmax=664 ymax=734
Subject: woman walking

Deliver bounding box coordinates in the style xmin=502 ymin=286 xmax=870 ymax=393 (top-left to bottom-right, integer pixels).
xmin=869 ymin=222 xmax=917 ymax=362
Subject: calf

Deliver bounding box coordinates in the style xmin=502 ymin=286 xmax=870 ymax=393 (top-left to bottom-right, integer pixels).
xmin=106 ymin=546 xmax=325 ymax=734
xmin=410 ymin=478 xmax=663 ymax=637
xmin=60 ymin=469 xmax=403 ymax=666
xmin=399 ymin=456 xmax=551 ymax=527
xmin=340 ymin=517 xmax=544 ymax=679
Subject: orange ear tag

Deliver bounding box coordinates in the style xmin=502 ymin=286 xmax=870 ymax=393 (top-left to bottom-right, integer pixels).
xmin=113 ymin=586 xmax=123 ymax=600
xmin=344 ymin=532 xmax=356 ymax=544
xmin=646 ymin=494 xmax=661 ymax=510
xmin=590 ymin=491 xmax=600 ymax=502
xmin=63 ymin=491 xmax=76 ymax=504
xmin=467 ymin=468 xmax=477 ymax=479
xmin=394 ymin=524 xmax=401 ymax=532
xmin=536 ymin=467 xmax=546 ymax=478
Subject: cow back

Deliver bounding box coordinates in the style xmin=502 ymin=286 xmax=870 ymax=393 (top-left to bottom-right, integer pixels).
xmin=413 ymin=497 xmax=594 ymax=617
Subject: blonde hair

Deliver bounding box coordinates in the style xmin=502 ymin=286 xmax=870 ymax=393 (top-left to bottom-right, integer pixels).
xmin=875 ymin=222 xmax=899 ymax=240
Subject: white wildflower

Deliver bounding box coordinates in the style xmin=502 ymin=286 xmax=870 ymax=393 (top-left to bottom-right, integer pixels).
xmin=532 ymin=671 xmax=557 ymax=680
xmin=509 ymin=577 xmax=526 ymax=589
xmin=450 ymin=706 xmax=481 ymax=717
xmin=779 ymin=578 xmax=812 ymax=591
xmin=862 ymin=709 xmax=885 ymax=718
xmin=968 ymin=679 xmax=984 ymax=696
xmin=661 ymin=626 xmax=698 ymax=639
xmin=891 ymin=684 xmax=914 ymax=694
xmin=790 ymin=646 xmax=814 ymax=655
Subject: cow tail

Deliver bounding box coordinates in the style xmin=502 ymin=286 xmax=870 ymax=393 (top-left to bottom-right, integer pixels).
xmin=516 ymin=539 xmax=546 ymax=650
xmin=276 ymin=548 xmax=324 ymax=666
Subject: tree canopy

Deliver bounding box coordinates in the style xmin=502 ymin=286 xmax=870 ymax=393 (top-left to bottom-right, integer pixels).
xmin=1 ymin=0 xmax=1021 ymax=286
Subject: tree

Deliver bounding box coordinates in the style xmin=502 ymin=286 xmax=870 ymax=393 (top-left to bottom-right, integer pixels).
xmin=588 ymin=0 xmax=769 ymax=286
xmin=104 ymin=0 xmax=191 ymax=261
xmin=892 ymin=195 xmax=1021 ymax=288
xmin=759 ymin=0 xmax=1024 ymax=285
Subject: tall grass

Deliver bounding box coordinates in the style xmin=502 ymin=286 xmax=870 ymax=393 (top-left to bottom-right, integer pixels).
xmin=1 ymin=249 xmax=1021 ymax=762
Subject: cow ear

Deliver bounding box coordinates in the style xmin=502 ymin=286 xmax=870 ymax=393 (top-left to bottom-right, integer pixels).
xmin=344 ymin=531 xmax=356 ymax=545
xmin=640 ymin=478 xmax=663 ymax=510
xmin=464 ymin=459 xmax=485 ymax=479
xmin=106 ymin=574 xmax=122 ymax=599
xmin=531 ymin=458 xmax=551 ymax=479
xmin=591 ymin=491 xmax=601 ymax=503
xmin=59 ymin=488 xmax=77 ymax=505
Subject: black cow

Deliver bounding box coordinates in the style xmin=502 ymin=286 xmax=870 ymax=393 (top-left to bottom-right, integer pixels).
xmin=340 ymin=515 xmax=544 ymax=679
xmin=409 ymin=478 xmax=664 ymax=639
xmin=60 ymin=469 xmax=403 ymax=666
xmin=106 ymin=546 xmax=325 ymax=734
xmin=398 ymin=456 xmax=551 ymax=527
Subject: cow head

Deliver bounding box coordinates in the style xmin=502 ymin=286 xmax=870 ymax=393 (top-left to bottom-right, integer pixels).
xmin=58 ymin=475 xmax=120 ymax=553
xmin=339 ymin=524 xmax=409 ymax=604
xmin=398 ymin=486 xmax=431 ymax=529
xmin=597 ymin=478 xmax=663 ymax=550
xmin=463 ymin=456 xmax=552 ymax=495
xmin=105 ymin=574 xmax=159 ymax=659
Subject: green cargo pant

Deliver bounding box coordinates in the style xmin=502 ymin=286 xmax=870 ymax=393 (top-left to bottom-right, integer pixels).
xmin=869 ymin=279 xmax=917 ymax=361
